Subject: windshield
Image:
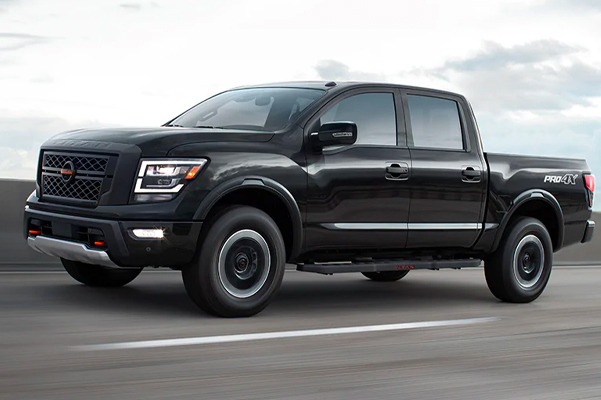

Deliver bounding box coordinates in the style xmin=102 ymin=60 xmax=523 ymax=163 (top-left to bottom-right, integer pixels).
xmin=168 ymin=87 xmax=326 ymax=131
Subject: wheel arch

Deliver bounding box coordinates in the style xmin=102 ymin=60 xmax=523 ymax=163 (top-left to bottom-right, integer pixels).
xmin=194 ymin=176 xmax=303 ymax=261
xmin=493 ymin=189 xmax=564 ymax=252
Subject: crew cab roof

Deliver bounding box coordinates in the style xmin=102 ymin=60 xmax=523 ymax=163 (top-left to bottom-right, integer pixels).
xmin=231 ymin=81 xmax=466 ymax=99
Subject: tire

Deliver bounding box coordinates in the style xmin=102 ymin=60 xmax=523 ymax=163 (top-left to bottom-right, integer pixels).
xmin=362 ymin=270 xmax=410 ymax=282
xmin=484 ymin=216 xmax=553 ymax=303
xmin=61 ymin=259 xmax=142 ymax=287
xmin=182 ymin=206 xmax=286 ymax=317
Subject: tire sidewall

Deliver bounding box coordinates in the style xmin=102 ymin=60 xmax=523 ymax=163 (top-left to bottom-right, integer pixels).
xmin=501 ymin=218 xmax=553 ymax=301
xmin=198 ymin=207 xmax=286 ymax=315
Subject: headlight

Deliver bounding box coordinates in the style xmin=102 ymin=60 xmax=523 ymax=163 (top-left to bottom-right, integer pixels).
xmin=133 ymin=159 xmax=207 ymax=202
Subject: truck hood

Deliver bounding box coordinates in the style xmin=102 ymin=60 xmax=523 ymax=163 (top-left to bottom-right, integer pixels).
xmin=44 ymin=127 xmax=275 ymax=156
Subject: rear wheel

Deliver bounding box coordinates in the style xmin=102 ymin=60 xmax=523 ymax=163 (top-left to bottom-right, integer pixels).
xmin=362 ymin=270 xmax=410 ymax=282
xmin=182 ymin=206 xmax=286 ymax=317
xmin=61 ymin=259 xmax=142 ymax=287
xmin=484 ymin=217 xmax=553 ymax=303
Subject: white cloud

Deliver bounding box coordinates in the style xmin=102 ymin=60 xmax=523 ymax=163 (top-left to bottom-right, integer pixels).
xmin=0 ymin=0 xmax=600 ymax=208
xmin=0 ymin=110 xmax=118 ymax=179
xmin=437 ymin=45 xmax=601 ymax=113
xmin=315 ymin=60 xmax=387 ymax=82
xmin=0 ymin=32 xmax=53 ymax=51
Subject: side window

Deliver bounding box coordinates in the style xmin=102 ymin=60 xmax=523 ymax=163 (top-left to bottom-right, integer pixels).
xmin=407 ymin=95 xmax=464 ymax=150
xmin=320 ymin=93 xmax=397 ymax=146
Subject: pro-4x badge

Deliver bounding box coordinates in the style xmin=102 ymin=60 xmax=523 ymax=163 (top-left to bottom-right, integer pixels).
xmin=544 ymin=174 xmax=577 ymax=185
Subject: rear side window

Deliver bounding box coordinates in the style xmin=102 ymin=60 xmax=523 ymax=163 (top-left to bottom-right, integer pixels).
xmin=407 ymin=95 xmax=464 ymax=150
xmin=320 ymin=93 xmax=397 ymax=146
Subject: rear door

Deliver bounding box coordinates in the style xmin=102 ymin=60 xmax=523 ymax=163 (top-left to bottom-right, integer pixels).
xmin=305 ymin=87 xmax=411 ymax=252
xmin=401 ymin=89 xmax=486 ymax=248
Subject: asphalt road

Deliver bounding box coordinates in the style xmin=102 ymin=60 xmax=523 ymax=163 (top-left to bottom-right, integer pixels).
xmin=2 ymin=266 xmax=601 ymax=400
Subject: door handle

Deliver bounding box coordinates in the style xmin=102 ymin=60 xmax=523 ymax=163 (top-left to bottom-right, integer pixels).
xmin=462 ymin=166 xmax=481 ymax=182
xmin=386 ymin=162 xmax=409 ymax=180
xmin=387 ymin=166 xmax=406 ymax=175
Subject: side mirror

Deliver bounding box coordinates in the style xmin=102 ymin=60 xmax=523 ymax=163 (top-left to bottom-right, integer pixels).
xmin=311 ymin=121 xmax=357 ymax=149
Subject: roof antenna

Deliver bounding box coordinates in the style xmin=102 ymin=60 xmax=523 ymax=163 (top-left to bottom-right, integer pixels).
xmin=325 ymin=81 xmax=337 ymax=87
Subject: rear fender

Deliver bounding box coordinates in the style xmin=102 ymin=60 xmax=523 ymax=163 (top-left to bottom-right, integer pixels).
xmin=492 ymin=189 xmax=564 ymax=252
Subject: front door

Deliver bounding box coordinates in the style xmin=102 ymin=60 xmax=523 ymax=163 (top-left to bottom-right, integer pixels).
xmin=305 ymin=88 xmax=411 ymax=253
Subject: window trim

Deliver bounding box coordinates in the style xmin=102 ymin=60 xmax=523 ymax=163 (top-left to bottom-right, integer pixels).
xmin=304 ymin=87 xmax=407 ymax=151
xmin=401 ymin=90 xmax=471 ymax=153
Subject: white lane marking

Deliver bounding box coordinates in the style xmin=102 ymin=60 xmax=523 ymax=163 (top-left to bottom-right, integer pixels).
xmin=0 ymin=271 xmax=66 ymax=274
xmin=0 ymin=261 xmax=61 ymax=265
xmin=74 ymin=317 xmax=498 ymax=351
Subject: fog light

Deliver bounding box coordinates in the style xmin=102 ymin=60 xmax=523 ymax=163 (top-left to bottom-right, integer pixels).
xmin=133 ymin=194 xmax=176 ymax=203
xmin=132 ymin=229 xmax=164 ymax=239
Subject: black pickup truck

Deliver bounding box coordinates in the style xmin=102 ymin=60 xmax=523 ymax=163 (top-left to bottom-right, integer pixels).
xmin=24 ymin=81 xmax=595 ymax=317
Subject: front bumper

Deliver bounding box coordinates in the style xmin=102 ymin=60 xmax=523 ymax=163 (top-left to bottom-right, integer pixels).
xmin=24 ymin=206 xmax=203 ymax=268
xmin=582 ymin=220 xmax=595 ymax=243
xmin=28 ymin=235 xmax=119 ymax=268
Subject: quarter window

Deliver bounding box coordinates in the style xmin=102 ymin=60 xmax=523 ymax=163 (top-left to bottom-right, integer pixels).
xmin=320 ymin=93 xmax=397 ymax=146
xmin=407 ymin=95 xmax=464 ymax=150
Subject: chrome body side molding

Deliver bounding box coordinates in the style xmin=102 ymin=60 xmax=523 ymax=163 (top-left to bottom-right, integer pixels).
xmin=321 ymin=223 xmax=484 ymax=230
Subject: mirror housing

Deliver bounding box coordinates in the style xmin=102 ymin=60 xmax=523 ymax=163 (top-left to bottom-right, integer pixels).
xmin=311 ymin=121 xmax=357 ymax=149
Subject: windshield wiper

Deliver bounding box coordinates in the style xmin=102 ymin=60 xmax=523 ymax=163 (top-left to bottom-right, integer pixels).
xmin=164 ymin=124 xmax=185 ymax=127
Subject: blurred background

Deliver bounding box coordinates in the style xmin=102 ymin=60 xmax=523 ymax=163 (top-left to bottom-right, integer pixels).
xmin=2 ymin=1 xmax=601 ymax=399
xmin=1 ymin=0 xmax=601 ymax=181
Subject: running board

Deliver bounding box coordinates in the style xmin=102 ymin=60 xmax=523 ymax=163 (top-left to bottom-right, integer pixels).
xmin=296 ymin=258 xmax=482 ymax=274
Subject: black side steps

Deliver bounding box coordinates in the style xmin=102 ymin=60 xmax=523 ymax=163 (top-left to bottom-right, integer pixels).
xmin=296 ymin=258 xmax=482 ymax=274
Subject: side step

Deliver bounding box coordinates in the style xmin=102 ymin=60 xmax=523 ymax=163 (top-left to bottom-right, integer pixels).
xmin=296 ymin=258 xmax=482 ymax=274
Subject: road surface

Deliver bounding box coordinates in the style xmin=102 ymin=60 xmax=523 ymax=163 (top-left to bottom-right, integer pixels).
xmin=1 ymin=266 xmax=601 ymax=399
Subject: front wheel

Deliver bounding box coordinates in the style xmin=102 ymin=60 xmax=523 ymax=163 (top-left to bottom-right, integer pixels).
xmin=182 ymin=206 xmax=286 ymax=317
xmin=61 ymin=259 xmax=142 ymax=287
xmin=484 ymin=217 xmax=553 ymax=303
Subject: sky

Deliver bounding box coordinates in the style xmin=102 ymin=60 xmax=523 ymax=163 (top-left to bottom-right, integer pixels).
xmin=1 ymin=0 xmax=601 ymax=204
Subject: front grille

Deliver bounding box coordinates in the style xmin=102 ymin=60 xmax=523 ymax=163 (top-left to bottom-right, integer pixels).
xmin=40 ymin=151 xmax=114 ymax=206
xmin=44 ymin=153 xmax=108 ymax=173
xmin=42 ymin=174 xmax=103 ymax=202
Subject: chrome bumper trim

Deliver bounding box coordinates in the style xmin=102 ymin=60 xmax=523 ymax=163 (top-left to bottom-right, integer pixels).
xmin=27 ymin=236 xmax=119 ymax=268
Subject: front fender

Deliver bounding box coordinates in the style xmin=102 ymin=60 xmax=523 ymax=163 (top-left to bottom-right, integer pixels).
xmin=193 ymin=176 xmax=304 ymax=259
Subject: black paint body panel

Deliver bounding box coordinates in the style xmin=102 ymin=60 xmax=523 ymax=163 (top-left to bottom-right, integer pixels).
xmin=478 ymin=153 xmax=591 ymax=251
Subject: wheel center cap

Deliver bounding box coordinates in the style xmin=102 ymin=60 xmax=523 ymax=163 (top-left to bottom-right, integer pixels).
xmin=522 ymin=253 xmax=533 ymax=273
xmin=235 ymin=253 xmax=250 ymax=273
